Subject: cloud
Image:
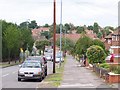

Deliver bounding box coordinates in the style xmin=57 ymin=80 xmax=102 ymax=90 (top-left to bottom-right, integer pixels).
xmin=0 ymin=0 xmax=119 ymax=27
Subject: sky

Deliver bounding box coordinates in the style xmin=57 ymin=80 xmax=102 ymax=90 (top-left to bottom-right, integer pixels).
xmin=0 ymin=0 xmax=119 ymax=27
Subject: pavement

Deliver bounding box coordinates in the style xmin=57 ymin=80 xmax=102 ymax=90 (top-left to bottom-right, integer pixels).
xmin=59 ymin=55 xmax=118 ymax=89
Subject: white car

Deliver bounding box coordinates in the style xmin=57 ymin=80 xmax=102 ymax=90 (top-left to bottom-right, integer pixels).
xmin=18 ymin=60 xmax=45 ymax=81
xmin=55 ymin=55 xmax=64 ymax=63
xmin=45 ymin=55 xmax=52 ymax=61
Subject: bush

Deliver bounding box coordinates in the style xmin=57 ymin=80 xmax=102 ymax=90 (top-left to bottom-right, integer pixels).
xmin=86 ymin=45 xmax=106 ymax=64
xmin=99 ymin=63 xmax=110 ymax=69
xmin=110 ymin=66 xmax=120 ymax=74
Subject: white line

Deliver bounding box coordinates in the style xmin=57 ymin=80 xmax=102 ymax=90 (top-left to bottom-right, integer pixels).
xmin=2 ymin=73 xmax=9 ymax=77
xmin=12 ymin=71 xmax=17 ymax=74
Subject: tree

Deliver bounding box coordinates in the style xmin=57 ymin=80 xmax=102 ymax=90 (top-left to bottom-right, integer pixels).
xmin=86 ymin=45 xmax=106 ymax=64
xmin=92 ymin=39 xmax=105 ymax=50
xmin=4 ymin=24 xmax=20 ymax=63
xmin=93 ymin=22 xmax=99 ymax=34
xmin=75 ymin=35 xmax=93 ymax=58
xmin=64 ymin=23 xmax=70 ymax=32
xmin=56 ymin=37 xmax=75 ymax=52
xmin=76 ymin=26 xmax=85 ymax=34
xmin=2 ymin=20 xmax=34 ymax=63
xmin=44 ymin=24 xmax=49 ymax=27
xmin=87 ymin=25 xmax=93 ymax=30
xmin=97 ymin=32 xmax=103 ymax=39
xmin=29 ymin=20 xmax=38 ymax=29
xmin=41 ymin=31 xmax=52 ymax=39
xmin=19 ymin=21 xmax=28 ymax=29
xmin=35 ymin=40 xmax=50 ymax=55
xmin=20 ymin=29 xmax=34 ymax=52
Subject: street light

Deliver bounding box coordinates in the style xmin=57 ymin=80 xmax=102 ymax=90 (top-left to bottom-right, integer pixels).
xmin=59 ymin=0 xmax=62 ymax=67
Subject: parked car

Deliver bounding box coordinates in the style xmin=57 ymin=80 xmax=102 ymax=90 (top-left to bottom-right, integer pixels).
xmin=45 ymin=54 xmax=52 ymax=61
xmin=18 ymin=60 xmax=45 ymax=81
xmin=26 ymin=56 xmax=47 ymax=76
xmin=55 ymin=55 xmax=64 ymax=63
xmin=52 ymin=53 xmax=64 ymax=63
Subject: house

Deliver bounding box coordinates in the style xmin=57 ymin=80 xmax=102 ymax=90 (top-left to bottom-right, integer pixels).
xmin=104 ymin=34 xmax=112 ymax=50
xmin=54 ymin=30 xmax=97 ymax=43
xmin=104 ymin=28 xmax=120 ymax=63
xmin=110 ymin=30 xmax=120 ymax=63
xmin=85 ymin=30 xmax=97 ymax=39
xmin=32 ymin=27 xmax=49 ymax=40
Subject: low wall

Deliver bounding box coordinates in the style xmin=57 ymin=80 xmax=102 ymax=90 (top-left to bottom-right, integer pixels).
xmin=108 ymin=73 xmax=120 ymax=83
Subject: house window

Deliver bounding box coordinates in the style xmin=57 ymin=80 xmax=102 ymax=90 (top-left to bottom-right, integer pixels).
xmin=116 ymin=36 xmax=118 ymax=41
xmin=112 ymin=36 xmax=116 ymax=41
xmin=108 ymin=39 xmax=111 ymax=44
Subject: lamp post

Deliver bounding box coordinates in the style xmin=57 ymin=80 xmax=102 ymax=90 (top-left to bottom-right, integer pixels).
xmin=53 ymin=0 xmax=56 ymax=73
xmin=59 ymin=0 xmax=62 ymax=67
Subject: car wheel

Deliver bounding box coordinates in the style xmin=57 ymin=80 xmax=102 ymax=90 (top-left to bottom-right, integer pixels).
xmin=45 ymin=70 xmax=47 ymax=76
xmin=18 ymin=78 xmax=21 ymax=81
xmin=38 ymin=77 xmax=42 ymax=82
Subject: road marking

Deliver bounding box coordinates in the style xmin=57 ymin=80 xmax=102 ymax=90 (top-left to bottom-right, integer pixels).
xmin=2 ymin=74 xmax=9 ymax=77
xmin=12 ymin=71 xmax=17 ymax=74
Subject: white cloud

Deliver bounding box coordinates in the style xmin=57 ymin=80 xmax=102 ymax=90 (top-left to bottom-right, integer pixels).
xmin=0 ymin=0 xmax=119 ymax=27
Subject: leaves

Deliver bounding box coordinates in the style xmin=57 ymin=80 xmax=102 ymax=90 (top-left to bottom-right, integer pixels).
xmin=86 ymin=45 xmax=106 ymax=64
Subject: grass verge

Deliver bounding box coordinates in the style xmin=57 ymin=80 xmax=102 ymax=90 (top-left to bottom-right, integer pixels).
xmin=43 ymin=58 xmax=66 ymax=87
xmin=0 ymin=60 xmax=23 ymax=68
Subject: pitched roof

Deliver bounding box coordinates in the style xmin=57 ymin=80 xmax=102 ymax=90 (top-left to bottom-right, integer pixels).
xmin=105 ymin=34 xmax=112 ymax=39
xmin=56 ymin=34 xmax=81 ymax=42
xmin=112 ymin=30 xmax=120 ymax=35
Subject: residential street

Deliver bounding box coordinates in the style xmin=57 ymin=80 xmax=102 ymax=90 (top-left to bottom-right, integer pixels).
xmin=59 ymin=55 xmax=115 ymax=89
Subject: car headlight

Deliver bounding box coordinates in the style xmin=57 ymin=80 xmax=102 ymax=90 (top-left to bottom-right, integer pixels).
xmin=18 ymin=71 xmax=24 ymax=74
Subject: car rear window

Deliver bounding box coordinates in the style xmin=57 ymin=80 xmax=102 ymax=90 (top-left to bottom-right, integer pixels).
xmin=22 ymin=62 xmax=41 ymax=68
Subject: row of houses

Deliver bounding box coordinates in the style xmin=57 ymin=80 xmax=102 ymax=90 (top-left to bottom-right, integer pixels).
xmin=32 ymin=27 xmax=120 ymax=64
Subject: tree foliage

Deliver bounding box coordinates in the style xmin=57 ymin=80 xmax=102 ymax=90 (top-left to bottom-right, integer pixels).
xmin=76 ymin=26 xmax=85 ymax=34
xmin=56 ymin=37 xmax=75 ymax=52
xmin=41 ymin=31 xmax=52 ymax=39
xmin=2 ymin=20 xmax=34 ymax=62
xmin=74 ymin=35 xmax=93 ymax=58
xmin=93 ymin=22 xmax=99 ymax=34
xmin=28 ymin=20 xmax=38 ymax=29
xmin=87 ymin=25 xmax=93 ymax=30
xmin=35 ymin=40 xmax=50 ymax=55
xmin=86 ymin=45 xmax=106 ymax=64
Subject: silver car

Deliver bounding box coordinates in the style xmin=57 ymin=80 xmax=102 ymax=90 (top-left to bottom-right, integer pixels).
xmin=18 ymin=60 xmax=45 ymax=81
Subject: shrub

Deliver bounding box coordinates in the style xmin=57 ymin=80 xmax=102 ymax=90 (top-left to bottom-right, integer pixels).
xmin=86 ymin=45 xmax=106 ymax=64
xmin=110 ymin=66 xmax=120 ymax=74
xmin=99 ymin=63 xmax=110 ymax=69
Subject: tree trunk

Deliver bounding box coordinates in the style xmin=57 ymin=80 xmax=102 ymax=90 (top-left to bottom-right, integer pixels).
xmin=8 ymin=50 xmax=11 ymax=64
xmin=15 ymin=55 xmax=16 ymax=63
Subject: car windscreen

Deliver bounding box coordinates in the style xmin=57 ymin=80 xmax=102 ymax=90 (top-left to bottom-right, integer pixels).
xmin=22 ymin=62 xmax=41 ymax=68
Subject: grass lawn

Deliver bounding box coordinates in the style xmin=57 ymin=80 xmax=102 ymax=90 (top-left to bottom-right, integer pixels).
xmin=0 ymin=60 xmax=23 ymax=68
xmin=43 ymin=58 xmax=66 ymax=87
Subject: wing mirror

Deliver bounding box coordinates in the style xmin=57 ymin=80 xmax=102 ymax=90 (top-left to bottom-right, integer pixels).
xmin=42 ymin=65 xmax=44 ymax=68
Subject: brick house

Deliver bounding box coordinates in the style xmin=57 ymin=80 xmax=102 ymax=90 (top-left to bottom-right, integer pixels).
xmin=104 ymin=34 xmax=112 ymax=50
xmin=110 ymin=30 xmax=120 ymax=63
xmin=32 ymin=27 xmax=49 ymax=40
xmin=105 ymin=29 xmax=120 ymax=63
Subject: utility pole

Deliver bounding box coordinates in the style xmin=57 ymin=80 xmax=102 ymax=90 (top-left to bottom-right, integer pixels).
xmin=53 ymin=0 xmax=56 ymax=73
xmin=59 ymin=0 xmax=62 ymax=67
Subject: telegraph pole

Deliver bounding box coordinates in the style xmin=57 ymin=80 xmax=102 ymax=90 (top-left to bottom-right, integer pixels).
xmin=53 ymin=0 xmax=56 ymax=73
